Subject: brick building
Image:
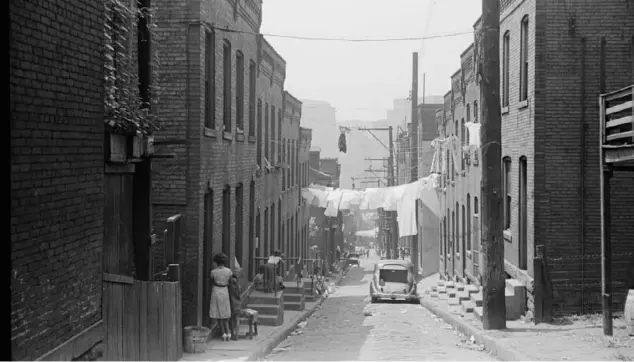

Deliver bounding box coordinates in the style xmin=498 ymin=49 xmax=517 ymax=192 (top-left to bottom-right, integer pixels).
xmin=152 ymin=0 xmax=262 ymax=327
xmin=435 ymin=0 xmax=634 ymax=318
xmin=153 ymin=0 xmax=315 ymax=327
xmin=10 ymin=0 xmax=105 ymax=359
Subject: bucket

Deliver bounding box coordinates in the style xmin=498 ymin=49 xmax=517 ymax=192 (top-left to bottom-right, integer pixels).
xmin=183 ymin=326 xmax=210 ymax=354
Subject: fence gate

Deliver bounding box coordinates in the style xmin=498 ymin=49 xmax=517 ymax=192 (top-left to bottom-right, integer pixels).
xmin=103 ymin=162 xmax=183 ymax=361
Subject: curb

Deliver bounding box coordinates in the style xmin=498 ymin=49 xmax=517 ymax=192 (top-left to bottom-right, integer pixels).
xmin=419 ymin=297 xmax=532 ymax=361
xmin=246 ymin=266 xmax=351 ymax=361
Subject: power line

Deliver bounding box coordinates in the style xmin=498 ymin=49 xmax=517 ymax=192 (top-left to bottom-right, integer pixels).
xmin=214 ymin=26 xmax=473 ymax=42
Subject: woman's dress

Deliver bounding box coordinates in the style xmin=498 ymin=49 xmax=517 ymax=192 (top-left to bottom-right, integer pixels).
xmin=209 ymin=266 xmax=232 ymax=319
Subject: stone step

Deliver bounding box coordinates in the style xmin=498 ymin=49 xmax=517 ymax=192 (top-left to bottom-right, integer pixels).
xmin=284 ymin=293 xmax=304 ymax=302
xmin=474 ymin=306 xmax=483 ymax=322
xmin=430 ymin=291 xmax=439 ymax=298
xmin=284 ymin=301 xmax=305 ymax=311
xmin=438 ymin=292 xmax=448 ymax=300
xmin=445 ymin=281 xmax=455 ymax=289
xmin=447 ymin=289 xmax=457 ymax=298
xmin=430 ymin=285 xmax=438 ymax=292
xmin=457 ymin=290 xmax=471 ymax=302
xmin=455 ymin=283 xmax=465 ymax=292
xmin=248 ymin=291 xmax=284 ymax=306
xmin=505 ymin=279 xmax=527 ymax=321
xmin=305 ymin=295 xmax=317 ymax=302
xmin=462 ymin=301 xmax=475 ymax=313
xmin=470 ymin=292 xmax=483 ymax=307
xmin=466 ymin=284 xmax=480 ymax=294
xmin=437 ymin=286 xmax=447 ymax=294
xmin=437 ymin=280 xmax=445 ymax=286
xmin=247 ymin=303 xmax=281 ymax=316
xmin=448 ymin=297 xmax=460 ymax=306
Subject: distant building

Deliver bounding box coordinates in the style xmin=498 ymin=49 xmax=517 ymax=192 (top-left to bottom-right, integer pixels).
xmin=301 ymin=100 xmax=339 ymax=158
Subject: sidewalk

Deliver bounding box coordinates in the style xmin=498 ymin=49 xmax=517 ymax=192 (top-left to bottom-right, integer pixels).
xmin=180 ymin=267 xmax=350 ymax=362
xmin=418 ymin=274 xmax=634 ymax=361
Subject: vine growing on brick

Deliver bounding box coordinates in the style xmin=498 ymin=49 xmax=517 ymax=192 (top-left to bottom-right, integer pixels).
xmin=104 ymin=0 xmax=161 ymax=136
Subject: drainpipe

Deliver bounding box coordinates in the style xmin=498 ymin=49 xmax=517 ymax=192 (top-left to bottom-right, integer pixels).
xmin=579 ymin=37 xmax=586 ymax=313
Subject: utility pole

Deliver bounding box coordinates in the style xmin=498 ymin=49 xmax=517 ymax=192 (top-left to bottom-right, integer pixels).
xmin=388 ymin=126 xmax=399 ymax=259
xmin=410 ymin=52 xmax=420 ymax=274
xmin=481 ymin=0 xmax=506 ymax=329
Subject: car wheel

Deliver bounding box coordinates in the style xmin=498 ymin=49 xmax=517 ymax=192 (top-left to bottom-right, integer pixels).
xmin=371 ymin=297 xmax=379 ymax=303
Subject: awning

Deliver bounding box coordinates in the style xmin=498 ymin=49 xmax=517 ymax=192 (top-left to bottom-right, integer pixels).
xmin=310 ymin=167 xmax=333 ymax=179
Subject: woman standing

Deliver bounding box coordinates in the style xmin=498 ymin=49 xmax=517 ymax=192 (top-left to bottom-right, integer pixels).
xmin=209 ymin=253 xmax=233 ymax=341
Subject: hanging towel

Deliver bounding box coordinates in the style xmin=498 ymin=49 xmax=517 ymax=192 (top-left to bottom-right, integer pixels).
xmin=382 ymin=185 xmax=406 ymax=211
xmin=396 ymin=181 xmax=420 ymax=237
xmin=465 ymin=122 xmax=482 ymax=147
xmin=324 ymin=189 xmax=343 ymax=217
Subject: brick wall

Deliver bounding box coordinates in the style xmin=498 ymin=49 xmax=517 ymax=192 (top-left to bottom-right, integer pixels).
xmin=152 ymin=0 xmax=263 ymax=326
xmin=10 ymin=0 xmax=104 ymax=359
xmin=536 ymin=0 xmax=634 ymax=315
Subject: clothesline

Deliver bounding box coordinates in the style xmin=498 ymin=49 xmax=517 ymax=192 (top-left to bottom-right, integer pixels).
xmin=301 ymin=174 xmax=442 ymax=237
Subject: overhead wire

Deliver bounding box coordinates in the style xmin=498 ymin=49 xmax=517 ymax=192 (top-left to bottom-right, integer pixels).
xmin=214 ymin=26 xmax=474 ymax=42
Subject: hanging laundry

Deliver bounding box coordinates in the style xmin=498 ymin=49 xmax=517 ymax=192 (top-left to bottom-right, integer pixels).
xmin=338 ymin=126 xmax=351 ymax=153
xmin=338 ymin=133 xmax=347 ymax=153
xmin=396 ymin=181 xmax=420 ymax=237
xmin=465 ymin=122 xmax=482 ymax=147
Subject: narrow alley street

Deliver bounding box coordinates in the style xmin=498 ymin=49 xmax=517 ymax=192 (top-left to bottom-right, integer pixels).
xmin=264 ymin=252 xmax=494 ymax=361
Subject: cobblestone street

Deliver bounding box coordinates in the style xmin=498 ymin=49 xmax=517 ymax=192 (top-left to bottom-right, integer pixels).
xmin=264 ymin=255 xmax=494 ymax=361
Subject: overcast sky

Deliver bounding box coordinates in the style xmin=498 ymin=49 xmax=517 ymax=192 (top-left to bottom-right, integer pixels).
xmin=260 ymin=0 xmax=482 ymax=122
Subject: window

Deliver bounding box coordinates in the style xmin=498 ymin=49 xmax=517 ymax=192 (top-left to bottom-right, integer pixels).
xmin=235 ymin=183 xmax=243 ymax=265
xmin=282 ymin=139 xmax=286 ymax=189
xmin=503 ymin=157 xmax=512 ymax=229
xmin=257 ymin=100 xmax=262 ymax=167
xmin=502 ymin=31 xmax=510 ymax=107
xmin=462 ymin=204 xmax=466 ymax=254
xmin=223 ymin=41 xmax=232 ymax=132
xmin=474 ymin=101 xmax=478 ymax=123
xmin=519 ymin=156 xmax=528 ymax=269
xmin=519 ymin=16 xmax=529 ymax=102
xmin=461 ymin=118 xmax=466 ymax=171
xmin=204 ymin=32 xmax=215 ymax=129
xmin=264 ymin=103 xmax=269 ymax=160
xmin=467 ymin=194 xmax=471 ymax=252
xmin=248 ymin=61 xmax=256 ymax=136
xmin=236 ymin=51 xmax=244 ymax=132
xmin=271 ymin=106 xmax=276 ymax=161
xmin=222 ymin=185 xmax=231 ymax=261
xmin=466 ymin=104 xmax=471 ymax=123
xmin=456 ymin=202 xmax=460 ymax=254
xmin=278 ymin=110 xmax=282 ymax=163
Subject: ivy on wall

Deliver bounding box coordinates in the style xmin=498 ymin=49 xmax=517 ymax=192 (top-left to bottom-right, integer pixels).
xmin=104 ymin=0 xmax=161 ymax=136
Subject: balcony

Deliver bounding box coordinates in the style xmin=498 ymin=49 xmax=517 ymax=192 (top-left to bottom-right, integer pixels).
xmin=600 ymin=85 xmax=634 ymax=165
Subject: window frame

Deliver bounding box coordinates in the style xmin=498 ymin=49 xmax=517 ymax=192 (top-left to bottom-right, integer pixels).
xmin=503 ymin=157 xmax=512 ymax=230
xmin=502 ymin=31 xmax=510 ymax=108
xmin=222 ymin=40 xmax=232 ymax=132
xmin=519 ymin=16 xmax=529 ymax=102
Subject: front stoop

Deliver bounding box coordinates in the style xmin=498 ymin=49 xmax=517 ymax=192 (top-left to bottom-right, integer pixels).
xmin=505 ymin=279 xmax=527 ymax=320
xmin=301 ymin=278 xmax=319 ymax=301
xmin=283 ymin=281 xmax=305 ymax=311
xmin=246 ymin=291 xmax=284 ymax=326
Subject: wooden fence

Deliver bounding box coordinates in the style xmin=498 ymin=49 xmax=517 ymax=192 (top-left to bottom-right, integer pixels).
xmin=533 ymin=245 xmax=554 ymax=324
xmin=103 ymin=275 xmax=182 ymax=361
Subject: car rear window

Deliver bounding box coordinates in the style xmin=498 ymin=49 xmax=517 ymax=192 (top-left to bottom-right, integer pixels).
xmin=379 ymin=268 xmax=409 ymax=283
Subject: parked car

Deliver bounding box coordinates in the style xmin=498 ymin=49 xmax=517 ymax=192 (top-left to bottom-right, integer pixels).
xmin=369 ymin=260 xmax=419 ymax=304
xmin=346 ymin=253 xmax=361 ymax=267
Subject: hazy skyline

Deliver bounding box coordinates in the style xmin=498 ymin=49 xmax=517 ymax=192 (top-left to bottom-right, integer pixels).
xmin=261 ymin=0 xmax=482 ymax=122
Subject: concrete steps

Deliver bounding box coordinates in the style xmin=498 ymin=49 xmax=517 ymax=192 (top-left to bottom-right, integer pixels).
xmin=246 ymin=291 xmax=284 ymax=327
xmin=283 ymin=281 xmax=305 ymax=312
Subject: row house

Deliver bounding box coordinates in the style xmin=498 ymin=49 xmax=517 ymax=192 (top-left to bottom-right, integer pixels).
xmin=152 ymin=0 xmax=313 ymax=328
xmin=436 ymin=0 xmax=634 ymax=319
